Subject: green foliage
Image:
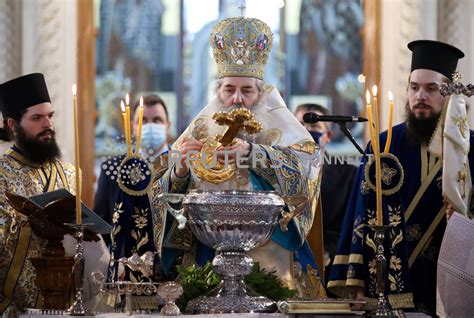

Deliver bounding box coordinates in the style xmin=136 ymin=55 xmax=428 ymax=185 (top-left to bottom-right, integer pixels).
xmin=176 ymin=263 xmax=220 ymax=310
xmin=245 ymin=263 xmax=297 ymax=301
xmin=175 ymin=262 xmax=296 ymax=311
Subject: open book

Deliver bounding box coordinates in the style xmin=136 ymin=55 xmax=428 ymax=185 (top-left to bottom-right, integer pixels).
xmin=7 ymin=188 xmax=112 ymax=235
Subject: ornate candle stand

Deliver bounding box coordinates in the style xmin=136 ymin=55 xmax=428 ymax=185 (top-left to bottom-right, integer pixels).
xmin=65 ymin=223 xmax=92 ymax=316
xmin=92 ymin=252 xmax=183 ymax=315
xmin=368 ymin=224 xmax=400 ymax=318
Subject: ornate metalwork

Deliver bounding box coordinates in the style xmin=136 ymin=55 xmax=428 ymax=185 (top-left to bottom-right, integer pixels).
xmin=65 ymin=223 xmax=92 ymax=316
xmin=440 ymin=72 xmax=473 ymax=97
xmin=116 ymin=251 xmax=156 ymax=278
xmin=368 ymin=225 xmax=399 ymax=318
xmin=91 ymin=272 xmax=182 ymax=315
xmin=157 ymin=282 xmax=183 ymax=316
xmin=191 ymin=108 xmax=262 ymax=184
xmin=158 ymin=190 xmax=285 ymax=313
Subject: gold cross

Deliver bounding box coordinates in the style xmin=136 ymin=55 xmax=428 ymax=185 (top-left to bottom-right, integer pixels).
xmin=213 ymin=108 xmax=262 ymax=146
xmin=452 ymin=71 xmax=462 ymax=82
xmin=457 ymin=163 xmax=468 ymax=198
xmin=451 ymin=115 xmax=468 ymax=139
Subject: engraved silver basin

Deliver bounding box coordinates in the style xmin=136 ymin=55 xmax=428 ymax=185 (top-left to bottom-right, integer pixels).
xmin=158 ymin=190 xmax=285 ymax=314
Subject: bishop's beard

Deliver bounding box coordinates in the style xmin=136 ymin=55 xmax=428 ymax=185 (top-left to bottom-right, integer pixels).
xmin=15 ymin=124 xmax=62 ymax=164
xmin=405 ymin=101 xmax=441 ymax=144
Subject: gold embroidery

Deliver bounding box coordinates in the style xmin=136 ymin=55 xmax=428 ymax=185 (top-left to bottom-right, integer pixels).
xmin=451 ymin=115 xmax=468 ymax=138
xmin=288 ymin=140 xmax=317 ymax=154
xmin=380 ymin=162 xmax=397 ymax=185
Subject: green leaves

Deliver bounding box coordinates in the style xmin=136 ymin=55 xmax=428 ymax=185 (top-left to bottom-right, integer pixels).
xmin=244 ymin=263 xmax=297 ymax=301
xmin=176 ymin=263 xmax=219 ymax=310
xmin=175 ymin=262 xmax=296 ymax=311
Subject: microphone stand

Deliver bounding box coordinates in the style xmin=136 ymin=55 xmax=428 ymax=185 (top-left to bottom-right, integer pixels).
xmin=335 ymin=121 xmax=366 ymax=158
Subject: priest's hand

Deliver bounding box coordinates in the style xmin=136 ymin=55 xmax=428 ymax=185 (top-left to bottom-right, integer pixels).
xmin=443 ymin=198 xmax=455 ymax=221
xmin=216 ymin=138 xmax=251 ymax=164
xmin=175 ymin=137 xmax=202 ymax=177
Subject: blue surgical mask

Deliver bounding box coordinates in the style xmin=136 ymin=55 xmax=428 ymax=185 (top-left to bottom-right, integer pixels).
xmin=309 ymin=131 xmax=324 ymax=145
xmin=141 ymin=123 xmax=167 ymax=150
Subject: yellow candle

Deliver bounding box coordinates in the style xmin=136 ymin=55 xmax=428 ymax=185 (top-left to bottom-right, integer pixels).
xmin=366 ymin=90 xmax=377 ymax=157
xmin=371 ymin=85 xmax=383 ymax=226
xmin=384 ymin=91 xmax=394 ymax=153
xmin=72 ymin=84 xmax=82 ymax=224
xmin=372 ymin=85 xmax=380 ymax=152
xmin=120 ymin=100 xmax=130 ymax=156
xmin=125 ymin=94 xmax=132 ymax=156
xmin=135 ymin=96 xmax=144 ymax=155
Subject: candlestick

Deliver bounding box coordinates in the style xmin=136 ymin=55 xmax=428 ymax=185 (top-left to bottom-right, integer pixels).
xmin=72 ymin=84 xmax=82 ymax=224
xmin=384 ymin=91 xmax=394 ymax=153
xmin=135 ymin=96 xmax=144 ymax=155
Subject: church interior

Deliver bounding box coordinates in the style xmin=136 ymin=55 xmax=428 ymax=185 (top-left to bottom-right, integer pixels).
xmin=0 ymin=0 xmax=473 ymax=317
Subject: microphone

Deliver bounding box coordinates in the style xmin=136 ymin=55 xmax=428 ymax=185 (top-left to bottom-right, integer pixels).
xmin=303 ymin=112 xmax=368 ymax=124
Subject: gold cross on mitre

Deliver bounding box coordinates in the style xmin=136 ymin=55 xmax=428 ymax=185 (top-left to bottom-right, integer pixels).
xmin=213 ymin=108 xmax=262 ymax=146
xmin=457 ymin=162 xmax=468 ymax=198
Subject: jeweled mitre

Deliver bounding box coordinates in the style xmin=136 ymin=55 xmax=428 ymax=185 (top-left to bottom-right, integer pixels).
xmin=210 ymin=17 xmax=273 ymax=80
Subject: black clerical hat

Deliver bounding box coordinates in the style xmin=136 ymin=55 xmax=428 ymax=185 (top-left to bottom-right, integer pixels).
xmin=0 ymin=73 xmax=51 ymax=118
xmin=408 ymin=40 xmax=464 ymax=80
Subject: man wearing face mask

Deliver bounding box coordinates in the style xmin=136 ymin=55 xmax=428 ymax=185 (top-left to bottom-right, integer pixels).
xmin=294 ymin=103 xmax=357 ymax=287
xmin=94 ymin=94 xmax=170 ymax=247
xmin=133 ymin=95 xmax=170 ymax=161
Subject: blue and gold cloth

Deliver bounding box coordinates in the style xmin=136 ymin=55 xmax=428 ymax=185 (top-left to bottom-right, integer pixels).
xmin=328 ymin=123 xmax=474 ymax=314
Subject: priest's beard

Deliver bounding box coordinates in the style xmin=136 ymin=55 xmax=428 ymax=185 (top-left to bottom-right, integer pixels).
xmin=15 ymin=124 xmax=61 ymax=164
xmin=405 ymin=101 xmax=441 ymax=144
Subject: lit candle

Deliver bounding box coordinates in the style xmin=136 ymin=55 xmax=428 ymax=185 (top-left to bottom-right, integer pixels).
xmin=120 ymin=100 xmax=131 ymax=156
xmin=72 ymin=84 xmax=82 ymax=224
xmin=366 ymin=90 xmax=377 ymax=157
xmin=384 ymin=91 xmax=394 ymax=153
xmin=125 ymin=94 xmax=132 ymax=156
xmin=135 ymin=96 xmax=144 ymax=155
xmin=371 ymin=85 xmax=383 ymax=226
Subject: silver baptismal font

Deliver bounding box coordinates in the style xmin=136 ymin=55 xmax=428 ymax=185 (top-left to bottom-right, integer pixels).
xmin=159 ymin=190 xmax=285 ymax=314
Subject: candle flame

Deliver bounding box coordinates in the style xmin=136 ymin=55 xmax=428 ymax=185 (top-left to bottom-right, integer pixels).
xmin=366 ymin=90 xmax=371 ymax=104
xmin=357 ymin=74 xmax=366 ymax=83
xmin=139 ymin=96 xmax=144 ymax=108
xmin=372 ymin=85 xmax=378 ymax=97
xmin=120 ymin=100 xmax=125 ymax=112
xmin=125 ymin=93 xmax=130 ymax=106
xmin=72 ymin=84 xmax=77 ymax=96
xmin=388 ymin=91 xmax=394 ymax=101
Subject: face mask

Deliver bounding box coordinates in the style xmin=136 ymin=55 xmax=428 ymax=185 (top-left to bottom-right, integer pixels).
xmin=141 ymin=123 xmax=167 ymax=150
xmin=309 ymin=131 xmax=324 ymax=145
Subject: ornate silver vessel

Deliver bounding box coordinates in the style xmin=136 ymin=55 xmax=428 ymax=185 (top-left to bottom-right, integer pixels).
xmin=158 ymin=190 xmax=285 ymax=314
